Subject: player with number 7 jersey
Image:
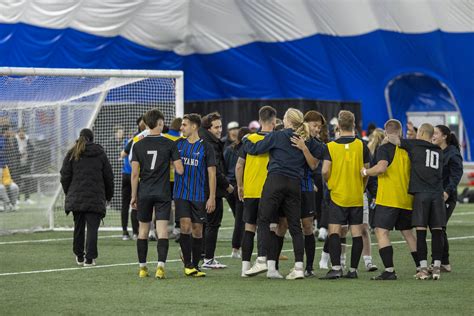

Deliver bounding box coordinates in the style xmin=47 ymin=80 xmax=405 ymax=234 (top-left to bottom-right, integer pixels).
xmin=131 ymin=109 xmax=183 ymax=279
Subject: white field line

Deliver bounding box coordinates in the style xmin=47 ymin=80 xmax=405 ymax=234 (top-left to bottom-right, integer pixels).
xmin=1 ymin=211 xmax=473 ymax=245
xmin=0 ymin=234 xmax=122 ymax=245
xmin=0 ymin=235 xmax=473 ymax=277
xmin=0 ymin=228 xmax=235 ymax=245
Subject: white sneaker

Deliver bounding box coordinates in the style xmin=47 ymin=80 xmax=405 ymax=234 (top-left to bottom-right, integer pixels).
xmin=122 ymin=234 xmax=130 ymax=241
xmin=266 ymin=270 xmax=284 ymax=279
xmin=132 ymin=234 xmax=138 ymax=241
xmin=319 ymin=252 xmax=329 ymax=270
xmin=202 ymin=258 xmax=227 ymax=269
xmin=25 ymin=199 xmax=36 ymax=205
xmin=286 ymin=268 xmax=305 ymax=280
xmin=231 ymin=249 xmax=241 ymax=259
xmin=318 ymin=227 xmax=328 ymax=241
xmin=341 ymin=255 xmax=346 ymax=270
xmin=366 ymin=262 xmax=378 ymax=272
xmin=83 ymin=259 xmax=96 ymax=267
xmin=245 ymin=260 xmax=268 ymax=277
xmin=75 ymin=256 xmax=84 ymax=266
xmin=148 ymin=231 xmax=157 ymax=241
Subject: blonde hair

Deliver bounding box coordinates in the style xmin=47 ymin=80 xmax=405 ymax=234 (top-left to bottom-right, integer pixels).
xmin=384 ymin=119 xmax=402 ymax=136
xmin=285 ymin=108 xmax=310 ymax=140
xmin=419 ymin=123 xmax=434 ymax=138
xmin=338 ymin=110 xmax=355 ymax=132
xmin=368 ymin=128 xmax=385 ymax=155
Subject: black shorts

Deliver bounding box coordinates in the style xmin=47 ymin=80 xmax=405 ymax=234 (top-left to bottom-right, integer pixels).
xmin=259 ymin=174 xmax=301 ymax=225
xmin=174 ymin=199 xmax=206 ymax=224
xmin=243 ymin=198 xmax=260 ymax=225
xmin=328 ymin=199 xmax=363 ymax=225
xmin=301 ymin=191 xmax=316 ymax=219
xmin=412 ymin=192 xmax=446 ymax=228
xmin=137 ymin=196 xmax=171 ymax=222
xmin=373 ymin=205 xmax=412 ymax=231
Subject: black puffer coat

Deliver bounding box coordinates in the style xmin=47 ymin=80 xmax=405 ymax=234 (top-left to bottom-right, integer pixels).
xmin=60 ymin=142 xmax=114 ymax=217
xmin=199 ymin=127 xmax=230 ymax=198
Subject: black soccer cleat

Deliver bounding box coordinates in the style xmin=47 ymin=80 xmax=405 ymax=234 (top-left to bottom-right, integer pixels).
xmin=343 ymin=270 xmax=358 ymax=279
xmin=319 ymin=269 xmax=343 ymax=280
xmin=371 ymin=271 xmax=397 ymax=280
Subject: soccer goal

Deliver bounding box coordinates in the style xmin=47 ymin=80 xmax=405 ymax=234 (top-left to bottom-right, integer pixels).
xmin=0 ymin=67 xmax=183 ymax=234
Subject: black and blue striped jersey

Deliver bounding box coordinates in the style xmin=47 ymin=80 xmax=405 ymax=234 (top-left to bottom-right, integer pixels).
xmin=301 ymin=165 xmax=314 ymax=192
xmin=174 ymin=138 xmax=216 ymax=202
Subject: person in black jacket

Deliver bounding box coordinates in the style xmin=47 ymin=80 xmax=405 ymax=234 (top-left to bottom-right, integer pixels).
xmin=60 ymin=129 xmax=114 ymax=267
xmin=432 ymin=125 xmax=463 ymax=272
xmin=224 ymin=127 xmax=250 ymax=259
xmin=199 ymin=112 xmax=234 ymax=269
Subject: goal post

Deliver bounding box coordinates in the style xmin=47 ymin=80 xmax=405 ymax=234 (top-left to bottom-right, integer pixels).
xmin=0 ymin=67 xmax=183 ymax=234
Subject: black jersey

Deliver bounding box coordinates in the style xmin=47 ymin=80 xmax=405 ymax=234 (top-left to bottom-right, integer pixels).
xmin=400 ymin=139 xmax=443 ymax=194
xmin=131 ymin=135 xmax=180 ymax=200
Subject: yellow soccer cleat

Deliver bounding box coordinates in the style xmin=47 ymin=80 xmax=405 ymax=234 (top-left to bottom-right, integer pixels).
xmin=139 ymin=266 xmax=149 ymax=278
xmin=155 ymin=266 xmax=165 ymax=279
xmin=184 ymin=267 xmax=206 ymax=277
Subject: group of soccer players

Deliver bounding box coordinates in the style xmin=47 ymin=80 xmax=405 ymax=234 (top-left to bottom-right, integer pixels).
xmin=127 ymin=105 xmax=463 ymax=280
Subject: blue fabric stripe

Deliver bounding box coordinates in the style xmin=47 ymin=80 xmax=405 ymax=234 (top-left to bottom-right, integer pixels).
xmin=1 ymin=23 xmax=473 ymax=159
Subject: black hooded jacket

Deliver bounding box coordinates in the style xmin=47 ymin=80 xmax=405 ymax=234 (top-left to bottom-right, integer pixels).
xmin=60 ymin=142 xmax=114 ymax=217
xmin=442 ymin=145 xmax=463 ymax=200
xmin=199 ymin=127 xmax=230 ymax=198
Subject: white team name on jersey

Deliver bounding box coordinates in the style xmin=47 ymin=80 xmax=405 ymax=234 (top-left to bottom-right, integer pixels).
xmin=182 ymin=157 xmax=199 ymax=166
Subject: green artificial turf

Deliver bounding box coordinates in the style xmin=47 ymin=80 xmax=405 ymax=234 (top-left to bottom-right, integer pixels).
xmin=1 ymin=204 xmax=473 ymax=315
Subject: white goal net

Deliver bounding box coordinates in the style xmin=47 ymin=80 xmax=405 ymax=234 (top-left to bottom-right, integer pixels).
xmin=0 ymin=67 xmax=183 ymax=234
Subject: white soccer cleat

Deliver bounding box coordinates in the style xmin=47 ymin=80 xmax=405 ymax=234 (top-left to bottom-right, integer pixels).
xmin=340 ymin=255 xmax=346 ymax=270
xmin=202 ymin=258 xmax=227 ymax=269
xmin=245 ymin=260 xmax=268 ymax=277
xmin=319 ymin=252 xmax=330 ymax=270
xmin=25 ymin=199 xmax=36 ymax=205
xmin=286 ymin=268 xmax=305 ymax=280
xmin=318 ymin=227 xmax=328 ymax=241
xmin=266 ymin=270 xmax=284 ymax=279
xmin=231 ymin=249 xmax=241 ymax=259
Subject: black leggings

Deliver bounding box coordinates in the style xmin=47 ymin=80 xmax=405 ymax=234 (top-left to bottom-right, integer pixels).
xmin=226 ymin=188 xmax=244 ymax=249
xmin=121 ymin=173 xmax=139 ymax=234
xmin=73 ymin=212 xmax=102 ymax=260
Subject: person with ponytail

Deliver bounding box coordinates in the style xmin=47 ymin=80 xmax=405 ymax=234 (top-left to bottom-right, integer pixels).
xmin=60 ymin=128 xmax=114 ymax=267
xmin=242 ymin=108 xmax=324 ymax=280
xmin=432 ymin=125 xmax=463 ymax=272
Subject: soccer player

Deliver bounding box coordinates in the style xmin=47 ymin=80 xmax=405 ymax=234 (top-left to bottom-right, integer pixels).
xmin=120 ymin=116 xmax=145 ymax=240
xmin=163 ymin=117 xmax=183 ymax=240
xmin=431 ymin=125 xmax=463 ymax=272
xmin=199 ymin=112 xmax=233 ymax=269
xmin=361 ymin=119 xmax=418 ymax=280
xmin=174 ymin=114 xmax=217 ymax=277
xmin=243 ymin=108 xmax=322 ymax=280
xmin=124 ymin=115 xmax=157 ymax=240
xmin=297 ymin=111 xmax=327 ymax=277
xmin=387 ymin=123 xmax=445 ymax=280
xmin=236 ymin=106 xmax=277 ymax=277
xmin=130 ymin=109 xmax=184 ymax=279
xmin=320 ymin=110 xmax=370 ymax=280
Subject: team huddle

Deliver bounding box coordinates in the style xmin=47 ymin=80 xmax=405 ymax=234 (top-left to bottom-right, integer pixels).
xmin=128 ymin=106 xmax=463 ymax=281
